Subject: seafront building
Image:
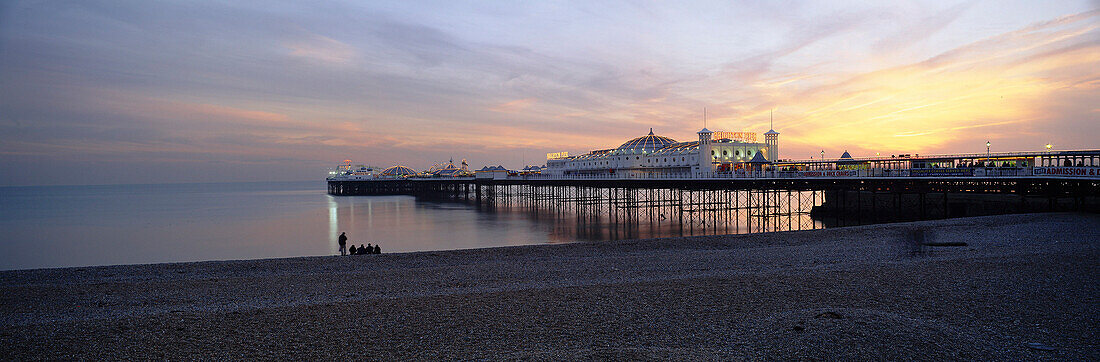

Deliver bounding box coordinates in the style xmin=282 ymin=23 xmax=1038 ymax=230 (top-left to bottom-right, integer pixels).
xmin=543 ymin=127 xmax=778 ymax=178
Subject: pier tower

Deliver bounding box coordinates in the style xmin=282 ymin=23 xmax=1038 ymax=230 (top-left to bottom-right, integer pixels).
xmin=698 ymin=127 xmax=714 ymax=175
xmin=765 ymin=128 xmax=779 ymax=162
xmin=765 ymin=111 xmax=779 ymax=162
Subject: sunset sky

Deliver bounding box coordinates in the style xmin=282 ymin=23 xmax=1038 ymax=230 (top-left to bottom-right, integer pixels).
xmin=1 ymin=1 xmax=1097 ymax=185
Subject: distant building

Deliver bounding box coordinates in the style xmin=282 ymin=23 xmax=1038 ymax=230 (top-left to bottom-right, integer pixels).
xmin=521 ymin=165 xmax=544 ymax=175
xmin=475 ymin=165 xmax=511 ymax=179
xmin=428 ymin=158 xmax=473 ymax=177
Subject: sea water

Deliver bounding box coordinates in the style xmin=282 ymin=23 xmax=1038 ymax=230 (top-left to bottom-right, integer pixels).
xmin=0 ymin=181 xmax=832 ymax=270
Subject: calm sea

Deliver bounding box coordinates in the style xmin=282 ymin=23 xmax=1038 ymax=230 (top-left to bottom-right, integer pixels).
xmin=0 ymin=181 xmax=833 ymax=271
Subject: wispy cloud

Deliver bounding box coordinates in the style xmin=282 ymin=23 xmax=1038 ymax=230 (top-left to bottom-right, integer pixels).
xmin=284 ymin=33 xmax=357 ymax=65
xmin=489 ymin=98 xmax=537 ymax=113
xmin=152 ymin=102 xmax=292 ymax=124
xmin=873 ymin=1 xmax=975 ymax=53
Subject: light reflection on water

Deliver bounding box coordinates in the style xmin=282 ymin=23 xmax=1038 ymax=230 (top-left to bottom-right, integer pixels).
xmin=1 ymin=181 xmax=834 ymax=271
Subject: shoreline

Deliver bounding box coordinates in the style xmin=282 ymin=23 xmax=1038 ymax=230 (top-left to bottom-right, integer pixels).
xmin=0 ymin=216 xmax=910 ymax=273
xmin=2 ymin=212 xmax=1098 ymax=359
xmin=0 ymin=210 xmax=1047 ymax=273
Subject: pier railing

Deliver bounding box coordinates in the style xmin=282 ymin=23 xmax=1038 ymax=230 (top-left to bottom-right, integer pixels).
xmin=331 ymin=166 xmax=1099 ymax=182
xmin=509 ymin=166 xmax=1097 ymax=181
xmin=329 ymin=164 xmax=1100 ymax=183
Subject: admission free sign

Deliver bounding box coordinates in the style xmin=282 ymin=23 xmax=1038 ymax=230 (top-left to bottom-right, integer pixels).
xmin=1033 ymin=167 xmax=1100 ymax=177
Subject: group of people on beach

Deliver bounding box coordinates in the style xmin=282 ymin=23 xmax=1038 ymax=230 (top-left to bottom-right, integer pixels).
xmin=337 ymin=232 xmax=381 ymax=256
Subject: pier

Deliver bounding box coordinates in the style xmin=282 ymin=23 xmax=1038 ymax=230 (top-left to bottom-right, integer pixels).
xmin=327 ymin=150 xmax=1099 ymax=239
xmin=328 ymin=149 xmax=1100 ymax=232
xmin=330 ymin=175 xmax=1097 ymax=215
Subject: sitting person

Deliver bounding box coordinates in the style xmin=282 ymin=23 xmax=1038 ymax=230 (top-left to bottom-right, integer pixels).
xmin=374 ymin=244 xmax=380 ymax=254
xmin=366 ymin=243 xmax=373 ymax=254
xmin=358 ymin=244 xmax=366 ymax=255
xmin=349 ymin=245 xmax=358 ymax=255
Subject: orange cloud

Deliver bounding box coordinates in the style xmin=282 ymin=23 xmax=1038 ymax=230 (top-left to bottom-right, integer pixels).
xmin=714 ymin=10 xmax=1100 ymax=159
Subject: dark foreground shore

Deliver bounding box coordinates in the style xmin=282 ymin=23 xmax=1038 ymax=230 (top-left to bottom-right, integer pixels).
xmin=2 ymin=213 xmax=1098 ymax=360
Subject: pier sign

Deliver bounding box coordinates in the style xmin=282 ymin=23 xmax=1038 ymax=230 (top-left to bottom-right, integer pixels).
xmin=837 ymin=163 xmax=871 ymax=170
xmin=1033 ymin=167 xmax=1100 ymax=177
xmin=546 ymin=152 xmax=569 ymax=160
xmin=712 ymin=131 xmax=757 ymax=142
xmin=910 ymin=168 xmax=974 ymax=177
xmin=799 ymin=170 xmax=859 ymax=177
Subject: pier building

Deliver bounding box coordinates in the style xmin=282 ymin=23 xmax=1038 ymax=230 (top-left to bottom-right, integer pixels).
xmin=544 ymin=127 xmax=774 ymax=178
xmin=427 ymin=158 xmax=473 ymax=177
xmin=379 ymin=165 xmax=417 ymax=178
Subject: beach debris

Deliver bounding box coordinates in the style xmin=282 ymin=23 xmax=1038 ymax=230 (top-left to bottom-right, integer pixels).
xmin=1026 ymin=342 xmax=1055 ymax=351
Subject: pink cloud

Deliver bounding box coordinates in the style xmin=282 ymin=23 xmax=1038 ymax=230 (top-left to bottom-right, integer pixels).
xmin=284 ymin=33 xmax=357 ymax=65
xmin=152 ymin=102 xmax=292 ymax=124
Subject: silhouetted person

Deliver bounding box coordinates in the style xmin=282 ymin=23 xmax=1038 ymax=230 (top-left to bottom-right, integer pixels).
xmin=366 ymin=243 xmax=372 ymax=255
xmin=359 ymin=244 xmax=366 ymax=255
xmin=349 ymin=245 xmax=357 ymax=255
xmin=338 ymin=232 xmax=348 ymax=256
xmin=374 ymin=245 xmax=380 ymax=254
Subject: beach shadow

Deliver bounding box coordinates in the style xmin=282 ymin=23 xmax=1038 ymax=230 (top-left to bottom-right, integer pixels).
xmin=902 ymin=228 xmax=968 ymax=258
xmin=903 ymin=228 xmax=932 ymax=257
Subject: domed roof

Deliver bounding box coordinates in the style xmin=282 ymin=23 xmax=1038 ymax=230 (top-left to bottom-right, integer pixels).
xmin=650 ymin=141 xmax=700 ymax=156
xmin=617 ymin=129 xmax=677 ymax=154
xmin=428 ymin=160 xmax=459 ymax=173
xmin=380 ymin=165 xmax=417 ymax=176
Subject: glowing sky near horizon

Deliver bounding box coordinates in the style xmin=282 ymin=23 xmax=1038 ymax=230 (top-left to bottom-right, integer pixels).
xmin=1 ymin=1 xmax=1097 ymax=185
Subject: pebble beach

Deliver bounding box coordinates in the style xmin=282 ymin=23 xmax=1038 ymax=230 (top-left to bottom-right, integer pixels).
xmin=1 ymin=212 xmax=1097 ymax=360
